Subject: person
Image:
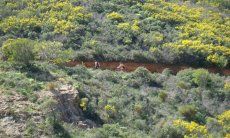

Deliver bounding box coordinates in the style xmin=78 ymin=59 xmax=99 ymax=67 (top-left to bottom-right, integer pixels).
xmin=94 ymin=60 xmax=100 ymax=69
xmin=116 ymin=62 xmax=125 ymax=71
xmin=81 ymin=61 xmax=85 ymax=66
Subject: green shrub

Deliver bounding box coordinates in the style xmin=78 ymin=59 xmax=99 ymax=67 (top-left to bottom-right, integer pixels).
xmin=159 ymin=91 xmax=168 ymax=102
xmin=34 ymin=41 xmax=74 ymax=65
xmin=179 ymin=105 xmax=197 ymax=121
xmin=64 ymin=65 xmax=92 ymax=80
xmin=177 ymin=81 xmax=190 ymax=89
xmin=177 ymin=69 xmax=194 ymax=84
xmin=192 ymin=69 xmax=210 ymax=87
xmin=154 ymin=123 xmax=184 ymax=138
xmin=0 ymin=71 xmax=43 ymax=101
xmin=2 ymin=38 xmax=35 ymax=64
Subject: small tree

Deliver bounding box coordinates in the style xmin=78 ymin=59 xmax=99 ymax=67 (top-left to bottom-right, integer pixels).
xmin=2 ymin=38 xmax=35 ymax=64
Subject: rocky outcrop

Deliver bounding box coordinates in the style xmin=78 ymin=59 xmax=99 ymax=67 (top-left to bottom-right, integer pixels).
xmin=0 ymin=83 xmax=98 ymax=137
xmin=54 ymin=84 xmax=83 ymax=123
xmin=42 ymin=84 xmax=97 ymax=128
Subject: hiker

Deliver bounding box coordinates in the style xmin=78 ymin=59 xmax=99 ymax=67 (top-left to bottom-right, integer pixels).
xmin=116 ymin=62 xmax=125 ymax=71
xmin=94 ymin=60 xmax=100 ymax=69
xmin=81 ymin=61 xmax=85 ymax=66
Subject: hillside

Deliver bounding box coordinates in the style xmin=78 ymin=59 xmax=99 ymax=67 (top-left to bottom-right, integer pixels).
xmin=0 ymin=0 xmax=230 ymax=67
xmin=0 ymin=0 xmax=230 ymax=137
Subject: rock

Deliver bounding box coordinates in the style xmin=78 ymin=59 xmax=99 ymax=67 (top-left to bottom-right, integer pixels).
xmin=59 ymin=84 xmax=72 ymax=91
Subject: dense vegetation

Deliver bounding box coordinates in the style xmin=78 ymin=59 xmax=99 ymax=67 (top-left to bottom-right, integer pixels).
xmin=0 ymin=61 xmax=229 ymax=137
xmin=0 ymin=0 xmax=229 ymax=137
xmin=0 ymin=0 xmax=229 ymax=67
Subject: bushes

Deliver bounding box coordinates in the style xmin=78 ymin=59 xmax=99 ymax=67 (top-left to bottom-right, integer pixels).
xmin=34 ymin=41 xmax=74 ymax=64
xmin=2 ymin=38 xmax=35 ymax=64
xmin=154 ymin=122 xmax=184 ymax=138
xmin=0 ymin=0 xmax=229 ymax=67
xmin=173 ymin=110 xmax=230 ymax=138
xmin=217 ymin=110 xmax=230 ymax=134
xmin=64 ymin=65 xmax=92 ymax=80
xmin=207 ymin=54 xmax=228 ymax=67
xmin=89 ymin=124 xmax=149 ymax=138
xmin=173 ymin=119 xmax=207 ymax=137
xmin=80 ymin=98 xmax=89 ymax=111
xmin=1 ymin=38 xmax=73 ymax=65
xmin=0 ymin=60 xmax=229 ymax=137
xmin=0 ymin=0 xmax=229 ymax=137
xmin=192 ymin=69 xmax=210 ymax=87
xmin=0 ymin=71 xmax=43 ymax=101
xmin=126 ymin=67 xmax=157 ymax=87
xmin=179 ymin=104 xmax=197 ymax=121
xmin=177 ymin=69 xmax=211 ymax=88
xmin=106 ymin=12 xmax=123 ymax=21
xmin=159 ymin=91 xmax=168 ymax=102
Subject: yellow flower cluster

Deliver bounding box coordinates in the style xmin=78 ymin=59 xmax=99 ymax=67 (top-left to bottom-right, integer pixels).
xmin=166 ymin=39 xmax=230 ymax=66
xmin=104 ymin=105 xmax=116 ymax=112
xmin=117 ymin=20 xmax=140 ymax=32
xmin=173 ymin=110 xmax=230 ymax=137
xmin=142 ymin=3 xmax=157 ymax=12
xmin=117 ymin=22 xmax=130 ymax=30
xmin=0 ymin=16 xmax=41 ymax=33
xmin=80 ymin=98 xmax=89 ymax=111
xmin=131 ymin=20 xmax=140 ymax=31
xmin=143 ymin=0 xmax=229 ymax=67
xmin=0 ymin=1 xmax=92 ymax=35
xmin=224 ymin=82 xmax=230 ymax=91
xmin=107 ymin=12 xmax=123 ymax=21
xmin=173 ymin=119 xmax=207 ymax=136
xmin=178 ymin=21 xmax=229 ymax=46
xmin=145 ymin=1 xmax=203 ymax=23
xmin=217 ymin=110 xmax=230 ymax=132
xmin=207 ymin=54 xmax=227 ymax=67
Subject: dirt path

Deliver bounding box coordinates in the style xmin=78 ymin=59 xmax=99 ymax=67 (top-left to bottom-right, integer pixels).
xmin=67 ymin=61 xmax=230 ymax=75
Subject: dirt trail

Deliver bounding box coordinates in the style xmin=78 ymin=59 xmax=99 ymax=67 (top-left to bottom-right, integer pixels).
xmin=67 ymin=61 xmax=230 ymax=75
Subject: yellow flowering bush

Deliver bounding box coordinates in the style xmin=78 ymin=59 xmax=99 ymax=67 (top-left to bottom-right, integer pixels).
xmin=142 ymin=3 xmax=157 ymax=12
xmin=142 ymin=0 xmax=229 ymax=67
xmin=0 ymin=1 xmax=92 ymax=35
xmin=173 ymin=110 xmax=230 ymax=137
xmin=146 ymin=1 xmax=203 ymax=23
xmin=117 ymin=20 xmax=140 ymax=32
xmin=104 ymin=105 xmax=116 ymax=118
xmin=207 ymin=54 xmax=228 ymax=67
xmin=107 ymin=12 xmax=123 ymax=21
xmin=105 ymin=105 xmax=116 ymax=112
xmin=117 ymin=22 xmax=130 ymax=30
xmin=217 ymin=110 xmax=230 ymax=133
xmin=173 ymin=119 xmax=207 ymax=137
xmin=80 ymin=98 xmax=89 ymax=111
xmin=0 ymin=16 xmax=42 ymax=33
xmin=131 ymin=20 xmax=140 ymax=31
xmin=224 ymin=82 xmax=230 ymax=91
xmin=166 ymin=39 xmax=230 ymax=67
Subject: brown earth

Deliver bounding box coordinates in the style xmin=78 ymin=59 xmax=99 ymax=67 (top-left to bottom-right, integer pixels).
xmin=67 ymin=61 xmax=230 ymax=75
